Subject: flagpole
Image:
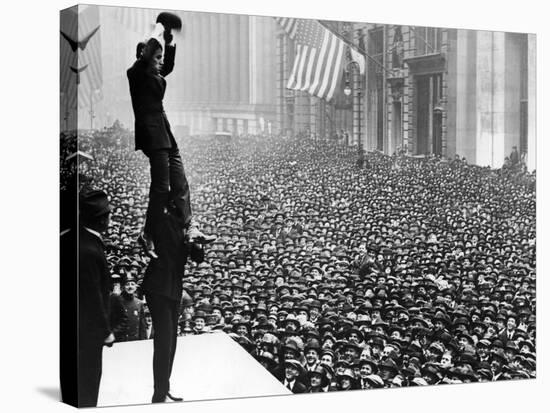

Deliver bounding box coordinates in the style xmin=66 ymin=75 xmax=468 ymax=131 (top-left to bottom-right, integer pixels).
xmin=317 ymin=20 xmax=393 ymax=76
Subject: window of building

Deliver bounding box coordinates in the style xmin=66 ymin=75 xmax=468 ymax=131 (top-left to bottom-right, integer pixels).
xmin=415 ymin=27 xmax=442 ymax=55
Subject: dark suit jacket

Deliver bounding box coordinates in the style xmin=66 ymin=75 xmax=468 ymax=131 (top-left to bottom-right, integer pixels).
xmin=142 ymin=210 xmax=187 ymax=302
xmin=127 ymin=45 xmax=176 ymax=152
xmin=79 ymin=228 xmax=111 ymax=345
xmin=498 ymin=329 xmax=518 ymax=345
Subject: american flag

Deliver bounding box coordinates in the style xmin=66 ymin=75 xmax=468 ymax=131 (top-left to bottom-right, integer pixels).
xmin=276 ymin=18 xmax=345 ymax=101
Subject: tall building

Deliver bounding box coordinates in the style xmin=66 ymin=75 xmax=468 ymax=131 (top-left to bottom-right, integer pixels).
xmin=166 ymin=13 xmax=277 ymax=136
xmin=90 ymin=8 xmax=278 ymax=136
xmin=276 ymin=22 xmax=536 ymax=170
xmin=72 ymin=7 xmax=536 ymax=170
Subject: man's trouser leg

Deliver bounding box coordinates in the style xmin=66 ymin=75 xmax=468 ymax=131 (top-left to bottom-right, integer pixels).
xmin=144 ymin=150 xmax=170 ymax=242
xmin=144 ymin=147 xmax=192 ymax=238
xmin=146 ymin=292 xmax=179 ymax=402
xmin=167 ymin=145 xmax=192 ymax=228
xmin=167 ymin=297 xmax=179 ymax=386
xmin=78 ymin=342 xmax=103 ymax=407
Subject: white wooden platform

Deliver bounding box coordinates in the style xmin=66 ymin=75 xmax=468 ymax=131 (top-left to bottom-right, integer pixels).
xmin=97 ymin=331 xmax=291 ymax=407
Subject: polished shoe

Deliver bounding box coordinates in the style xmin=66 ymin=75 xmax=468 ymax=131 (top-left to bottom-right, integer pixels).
xmin=186 ymin=226 xmax=217 ymax=245
xmin=138 ymin=232 xmax=158 ymax=259
xmin=151 ymin=392 xmax=183 ymax=403
xmin=166 ymin=392 xmax=183 ymax=402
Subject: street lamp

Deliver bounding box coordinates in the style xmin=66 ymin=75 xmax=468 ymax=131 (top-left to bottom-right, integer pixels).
xmin=344 ymin=82 xmax=352 ymax=97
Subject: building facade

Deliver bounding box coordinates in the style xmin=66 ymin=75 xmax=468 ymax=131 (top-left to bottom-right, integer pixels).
xmin=91 ymin=8 xmax=278 ymax=137
xmin=78 ymin=7 xmax=536 ymax=170
xmin=276 ymin=22 xmax=536 ymax=170
xmin=166 ymin=13 xmax=277 ymax=136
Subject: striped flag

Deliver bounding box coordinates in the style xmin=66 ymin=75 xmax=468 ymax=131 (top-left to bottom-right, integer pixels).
xmin=275 ymin=17 xmax=299 ymax=40
xmin=276 ymin=18 xmax=345 ymax=102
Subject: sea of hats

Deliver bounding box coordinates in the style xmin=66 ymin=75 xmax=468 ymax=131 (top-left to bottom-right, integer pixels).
xmin=63 ymin=124 xmax=536 ymax=391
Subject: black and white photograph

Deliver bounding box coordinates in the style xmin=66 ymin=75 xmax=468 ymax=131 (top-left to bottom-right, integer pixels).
xmin=55 ymin=1 xmax=539 ymax=410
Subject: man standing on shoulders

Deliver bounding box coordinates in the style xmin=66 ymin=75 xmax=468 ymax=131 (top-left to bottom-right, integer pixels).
xmin=78 ymin=189 xmax=115 ymax=407
xmin=127 ymin=18 xmax=214 ymax=258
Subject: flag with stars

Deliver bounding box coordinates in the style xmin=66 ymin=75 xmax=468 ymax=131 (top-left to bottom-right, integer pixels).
xmin=276 ymin=18 xmax=345 ymax=101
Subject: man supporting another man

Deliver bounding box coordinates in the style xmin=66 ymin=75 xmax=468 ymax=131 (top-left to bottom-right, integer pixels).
xmin=141 ymin=203 xmax=204 ymax=403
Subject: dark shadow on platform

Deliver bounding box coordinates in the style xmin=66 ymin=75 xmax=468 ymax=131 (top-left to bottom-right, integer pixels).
xmin=36 ymin=387 xmax=61 ymax=401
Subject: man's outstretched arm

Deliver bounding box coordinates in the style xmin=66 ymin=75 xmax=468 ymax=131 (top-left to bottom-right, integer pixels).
xmin=160 ymin=31 xmax=176 ymax=77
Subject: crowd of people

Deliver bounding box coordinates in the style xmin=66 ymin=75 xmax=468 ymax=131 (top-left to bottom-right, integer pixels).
xmin=64 ymin=123 xmax=536 ymax=392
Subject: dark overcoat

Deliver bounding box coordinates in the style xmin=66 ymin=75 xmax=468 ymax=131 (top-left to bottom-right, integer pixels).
xmin=142 ymin=211 xmax=187 ymax=302
xmin=78 ymin=228 xmax=111 ymax=344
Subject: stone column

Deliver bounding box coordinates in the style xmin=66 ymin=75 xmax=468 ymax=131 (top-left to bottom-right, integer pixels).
xmin=249 ymin=16 xmax=258 ymax=105
xmin=527 ymin=34 xmax=536 ymax=171
xmin=228 ymin=15 xmax=238 ymax=103
xmin=220 ymin=14 xmax=230 ymax=102
xmin=491 ymin=32 xmax=506 ymax=168
xmin=502 ymin=33 xmax=521 ymax=163
xmin=207 ymin=13 xmax=216 ymax=104
xmin=453 ymin=29 xmax=476 ymax=162
xmin=181 ymin=14 xmax=191 ymax=104
xmin=476 ymin=30 xmax=506 ymax=168
xmin=240 ymin=15 xmax=249 ymax=104
xmin=190 ymin=13 xmax=199 ymax=103
xmin=199 ymin=13 xmax=208 ymax=104
xmin=211 ymin=13 xmax=220 ymax=103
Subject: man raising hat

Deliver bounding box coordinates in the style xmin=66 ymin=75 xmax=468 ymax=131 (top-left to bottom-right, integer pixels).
xmin=127 ymin=14 xmax=215 ymax=258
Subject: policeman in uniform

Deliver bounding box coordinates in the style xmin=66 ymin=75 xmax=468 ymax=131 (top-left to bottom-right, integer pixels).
xmin=119 ymin=274 xmax=146 ymax=341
